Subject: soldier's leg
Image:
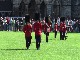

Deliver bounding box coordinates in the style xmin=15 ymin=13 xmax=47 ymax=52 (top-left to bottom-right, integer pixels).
xmin=36 ymin=36 xmax=40 ymax=50
xmin=46 ymin=36 xmax=48 ymax=42
xmin=46 ymin=32 xmax=48 ymax=42
xmin=25 ymin=36 xmax=27 ymax=48
xmin=55 ymin=31 xmax=57 ymax=38
xmin=26 ymin=37 xmax=29 ymax=49
xmin=37 ymin=36 xmax=40 ymax=50
xmin=36 ymin=35 xmax=38 ymax=49
xmin=56 ymin=31 xmax=57 ymax=37
xmin=28 ymin=37 xmax=31 ymax=49
xmin=39 ymin=35 xmax=41 ymax=43
xmin=29 ymin=37 xmax=31 ymax=46
xmin=30 ymin=36 xmax=32 ymax=44
xmin=38 ymin=36 xmax=41 ymax=49
xmin=46 ymin=33 xmax=48 ymax=42
xmin=36 ymin=41 xmax=38 ymax=50
xmin=60 ymin=32 xmax=62 ymax=40
xmin=63 ymin=32 xmax=65 ymax=40
xmin=26 ymin=39 xmax=28 ymax=49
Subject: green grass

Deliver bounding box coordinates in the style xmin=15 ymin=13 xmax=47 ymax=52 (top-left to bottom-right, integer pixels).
xmin=0 ymin=31 xmax=80 ymax=60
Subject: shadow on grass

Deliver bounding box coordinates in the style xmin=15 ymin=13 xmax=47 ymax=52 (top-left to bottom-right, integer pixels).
xmin=1 ymin=48 xmax=37 ymax=50
xmin=49 ymin=39 xmax=53 ymax=40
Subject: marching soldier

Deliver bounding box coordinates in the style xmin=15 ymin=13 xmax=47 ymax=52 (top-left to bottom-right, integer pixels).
xmin=62 ymin=17 xmax=68 ymax=40
xmin=23 ymin=14 xmax=32 ymax=49
xmin=62 ymin=18 xmax=67 ymax=40
xmin=44 ymin=16 xmax=51 ymax=42
xmin=60 ymin=17 xmax=64 ymax=40
xmin=54 ymin=19 xmax=58 ymax=38
xmin=60 ymin=17 xmax=67 ymax=40
xmin=33 ymin=13 xmax=42 ymax=50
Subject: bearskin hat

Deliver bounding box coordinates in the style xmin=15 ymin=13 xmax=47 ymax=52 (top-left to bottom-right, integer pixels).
xmin=25 ymin=14 xmax=30 ymax=23
xmin=60 ymin=17 xmax=65 ymax=22
xmin=34 ymin=13 xmax=40 ymax=21
xmin=45 ymin=16 xmax=49 ymax=23
xmin=55 ymin=19 xmax=57 ymax=23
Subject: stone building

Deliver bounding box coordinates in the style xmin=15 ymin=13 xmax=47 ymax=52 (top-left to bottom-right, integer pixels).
xmin=0 ymin=0 xmax=80 ymax=19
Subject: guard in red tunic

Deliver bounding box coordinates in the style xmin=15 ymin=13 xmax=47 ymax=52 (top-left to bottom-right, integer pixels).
xmin=23 ymin=14 xmax=32 ymax=49
xmin=60 ymin=17 xmax=67 ymax=40
xmin=33 ymin=13 xmax=42 ymax=50
xmin=62 ymin=20 xmax=67 ymax=40
xmin=54 ymin=19 xmax=58 ymax=38
xmin=60 ymin=17 xmax=64 ymax=40
xmin=44 ymin=16 xmax=51 ymax=42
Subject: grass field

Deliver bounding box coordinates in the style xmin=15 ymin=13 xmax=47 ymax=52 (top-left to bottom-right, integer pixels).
xmin=0 ymin=31 xmax=80 ymax=60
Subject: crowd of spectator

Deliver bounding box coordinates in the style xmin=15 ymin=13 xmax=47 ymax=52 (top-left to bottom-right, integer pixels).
xmin=0 ymin=17 xmax=80 ymax=33
xmin=0 ymin=17 xmax=24 ymax=31
xmin=52 ymin=17 xmax=80 ymax=33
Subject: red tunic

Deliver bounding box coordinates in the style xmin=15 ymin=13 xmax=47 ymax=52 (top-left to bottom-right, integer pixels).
xmin=33 ymin=21 xmax=42 ymax=36
xmin=23 ymin=23 xmax=32 ymax=37
xmin=62 ymin=22 xmax=66 ymax=32
xmin=48 ymin=22 xmax=52 ymax=31
xmin=44 ymin=23 xmax=50 ymax=32
xmin=60 ymin=22 xmax=63 ymax=32
xmin=54 ymin=23 xmax=58 ymax=31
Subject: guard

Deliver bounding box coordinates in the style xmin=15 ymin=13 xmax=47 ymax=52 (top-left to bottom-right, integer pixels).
xmin=23 ymin=14 xmax=32 ymax=49
xmin=44 ymin=16 xmax=51 ymax=42
xmin=33 ymin=13 xmax=42 ymax=50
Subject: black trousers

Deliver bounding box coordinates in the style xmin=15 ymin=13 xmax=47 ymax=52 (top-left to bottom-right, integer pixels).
xmin=35 ymin=35 xmax=41 ymax=50
xmin=54 ymin=31 xmax=57 ymax=38
xmin=46 ymin=32 xmax=49 ymax=42
xmin=62 ymin=32 xmax=65 ymax=40
xmin=25 ymin=36 xmax=31 ymax=49
xmin=60 ymin=31 xmax=62 ymax=40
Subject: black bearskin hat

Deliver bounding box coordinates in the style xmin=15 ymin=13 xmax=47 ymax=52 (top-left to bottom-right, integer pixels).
xmin=25 ymin=14 xmax=30 ymax=23
xmin=55 ymin=19 xmax=57 ymax=23
xmin=34 ymin=13 xmax=40 ymax=21
xmin=45 ymin=16 xmax=49 ymax=23
xmin=60 ymin=17 xmax=65 ymax=22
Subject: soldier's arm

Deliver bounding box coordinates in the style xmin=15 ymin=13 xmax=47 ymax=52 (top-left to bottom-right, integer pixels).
xmin=23 ymin=25 xmax=26 ymax=33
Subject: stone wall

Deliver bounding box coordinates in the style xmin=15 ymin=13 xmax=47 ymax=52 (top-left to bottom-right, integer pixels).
xmin=12 ymin=0 xmax=80 ymax=19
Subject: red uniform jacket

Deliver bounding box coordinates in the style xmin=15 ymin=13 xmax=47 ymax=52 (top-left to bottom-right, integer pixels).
xmin=44 ymin=23 xmax=51 ymax=32
xmin=33 ymin=21 xmax=42 ymax=36
xmin=23 ymin=23 xmax=32 ymax=37
xmin=62 ymin=22 xmax=66 ymax=32
xmin=60 ymin=22 xmax=63 ymax=32
xmin=54 ymin=23 xmax=58 ymax=31
xmin=48 ymin=22 xmax=52 ymax=31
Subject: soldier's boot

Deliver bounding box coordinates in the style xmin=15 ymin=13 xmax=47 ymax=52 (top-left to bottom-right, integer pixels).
xmin=46 ymin=36 xmax=48 ymax=42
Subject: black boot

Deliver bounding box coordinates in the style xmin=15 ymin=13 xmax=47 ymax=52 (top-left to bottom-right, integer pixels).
xmin=46 ymin=36 xmax=48 ymax=42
